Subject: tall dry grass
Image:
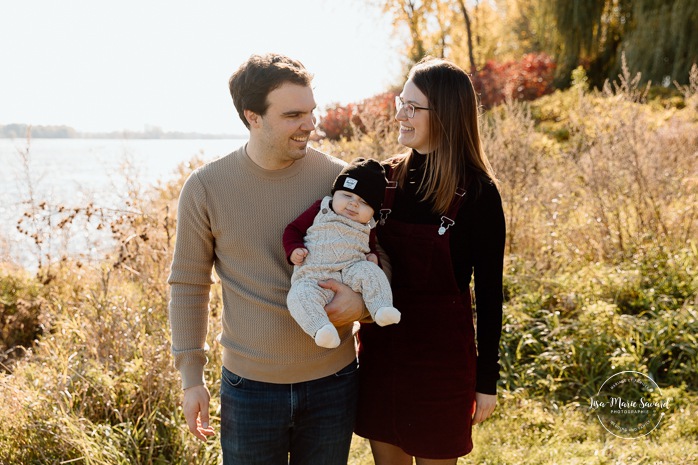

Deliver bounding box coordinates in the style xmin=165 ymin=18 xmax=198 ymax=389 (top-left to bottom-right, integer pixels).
xmin=486 ymin=63 xmax=697 ymax=268
xmin=1 ymin=64 xmax=697 ymax=464
xmin=0 ymin=156 xmax=225 ymax=463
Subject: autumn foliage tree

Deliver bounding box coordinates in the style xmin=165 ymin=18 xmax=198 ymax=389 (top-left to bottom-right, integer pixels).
xmin=374 ymin=0 xmax=698 ymax=90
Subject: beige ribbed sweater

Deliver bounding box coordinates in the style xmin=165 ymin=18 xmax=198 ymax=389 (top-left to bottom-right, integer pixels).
xmin=168 ymin=145 xmax=354 ymax=390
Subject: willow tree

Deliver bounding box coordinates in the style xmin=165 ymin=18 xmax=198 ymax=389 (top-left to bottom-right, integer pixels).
xmin=547 ymin=0 xmax=697 ymax=87
xmin=544 ymin=0 xmax=632 ymax=87
xmin=620 ymin=0 xmax=698 ymax=86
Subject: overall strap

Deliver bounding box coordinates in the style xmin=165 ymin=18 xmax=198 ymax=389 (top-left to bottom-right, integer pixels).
xmin=437 ymin=187 xmax=467 ymax=236
xmin=379 ymin=180 xmax=398 ymax=226
xmin=378 ymin=162 xmax=467 ymax=233
xmin=379 ymin=164 xmax=398 ymax=226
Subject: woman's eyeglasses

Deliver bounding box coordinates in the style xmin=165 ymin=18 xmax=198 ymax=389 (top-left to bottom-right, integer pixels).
xmin=395 ymin=96 xmax=432 ymax=118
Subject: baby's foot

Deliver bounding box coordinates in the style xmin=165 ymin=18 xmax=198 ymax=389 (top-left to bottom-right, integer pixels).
xmin=374 ymin=307 xmax=401 ymax=326
xmin=315 ymin=324 xmax=340 ymax=348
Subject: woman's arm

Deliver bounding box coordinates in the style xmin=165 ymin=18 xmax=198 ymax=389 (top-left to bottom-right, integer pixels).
xmin=471 ymin=182 xmax=506 ymax=395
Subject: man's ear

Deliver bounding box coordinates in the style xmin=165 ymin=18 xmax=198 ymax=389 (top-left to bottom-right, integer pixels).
xmin=244 ymin=109 xmax=261 ymax=128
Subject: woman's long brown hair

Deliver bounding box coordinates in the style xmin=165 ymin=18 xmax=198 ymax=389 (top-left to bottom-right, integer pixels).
xmin=390 ymin=57 xmax=496 ymax=215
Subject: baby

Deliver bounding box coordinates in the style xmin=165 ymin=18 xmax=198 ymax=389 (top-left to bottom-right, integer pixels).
xmin=283 ymin=158 xmax=401 ymax=348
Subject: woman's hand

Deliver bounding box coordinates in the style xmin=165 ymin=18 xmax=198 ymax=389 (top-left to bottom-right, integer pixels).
xmin=472 ymin=392 xmax=497 ymax=425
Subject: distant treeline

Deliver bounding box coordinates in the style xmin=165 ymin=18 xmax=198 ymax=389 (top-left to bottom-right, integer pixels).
xmin=0 ymin=123 xmax=240 ymax=139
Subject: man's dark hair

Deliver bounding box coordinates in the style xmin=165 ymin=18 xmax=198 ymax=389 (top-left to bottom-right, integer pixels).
xmin=229 ymin=53 xmax=313 ymax=129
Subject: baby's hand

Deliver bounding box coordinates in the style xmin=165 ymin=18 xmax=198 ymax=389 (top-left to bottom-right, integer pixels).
xmin=291 ymin=248 xmax=309 ymax=265
xmin=365 ymin=253 xmax=378 ymax=265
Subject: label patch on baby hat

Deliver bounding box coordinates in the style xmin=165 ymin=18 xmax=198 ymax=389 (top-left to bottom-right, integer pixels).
xmin=343 ymin=177 xmax=358 ymax=189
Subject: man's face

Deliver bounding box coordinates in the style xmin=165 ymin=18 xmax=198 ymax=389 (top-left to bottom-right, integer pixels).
xmin=256 ymin=83 xmax=316 ymax=167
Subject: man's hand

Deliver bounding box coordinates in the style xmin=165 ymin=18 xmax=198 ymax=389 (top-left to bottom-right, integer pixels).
xmin=290 ymin=248 xmax=308 ymax=265
xmin=471 ymin=392 xmax=497 ymax=425
xmin=319 ymin=279 xmax=365 ymax=327
xmin=182 ymin=384 xmax=215 ymax=441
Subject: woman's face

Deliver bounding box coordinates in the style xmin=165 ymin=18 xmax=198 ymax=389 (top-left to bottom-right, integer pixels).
xmin=396 ymin=79 xmax=432 ymax=154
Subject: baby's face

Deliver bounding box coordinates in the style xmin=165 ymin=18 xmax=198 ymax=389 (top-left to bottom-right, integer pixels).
xmin=332 ymin=190 xmax=374 ymax=224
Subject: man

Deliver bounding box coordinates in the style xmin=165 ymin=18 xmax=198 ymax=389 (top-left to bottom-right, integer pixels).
xmin=168 ymin=53 xmax=365 ymax=464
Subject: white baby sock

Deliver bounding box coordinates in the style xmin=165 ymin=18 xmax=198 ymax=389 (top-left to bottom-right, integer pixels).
xmin=374 ymin=306 xmax=401 ymax=326
xmin=314 ymin=324 xmax=341 ymax=348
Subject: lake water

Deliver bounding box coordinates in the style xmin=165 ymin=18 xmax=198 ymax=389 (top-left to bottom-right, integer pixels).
xmin=0 ymin=138 xmax=247 ymax=268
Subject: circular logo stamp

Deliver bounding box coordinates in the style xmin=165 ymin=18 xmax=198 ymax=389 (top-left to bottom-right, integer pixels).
xmin=589 ymin=371 xmax=670 ymax=439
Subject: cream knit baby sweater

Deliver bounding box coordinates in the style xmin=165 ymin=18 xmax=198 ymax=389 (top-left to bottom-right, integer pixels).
xmin=291 ymin=196 xmax=373 ymax=281
xmin=168 ymin=145 xmax=353 ymax=390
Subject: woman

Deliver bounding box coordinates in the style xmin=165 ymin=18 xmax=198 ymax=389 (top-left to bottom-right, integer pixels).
xmin=355 ymin=57 xmax=505 ymax=464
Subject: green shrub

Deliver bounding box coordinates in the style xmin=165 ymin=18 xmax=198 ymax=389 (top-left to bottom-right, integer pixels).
xmin=499 ymin=249 xmax=698 ymax=402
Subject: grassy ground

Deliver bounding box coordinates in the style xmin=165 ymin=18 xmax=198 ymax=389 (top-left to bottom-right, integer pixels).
xmin=347 ymin=391 xmax=698 ymax=464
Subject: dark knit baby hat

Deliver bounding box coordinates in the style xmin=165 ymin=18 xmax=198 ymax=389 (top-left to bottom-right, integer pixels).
xmin=332 ymin=158 xmax=387 ymax=216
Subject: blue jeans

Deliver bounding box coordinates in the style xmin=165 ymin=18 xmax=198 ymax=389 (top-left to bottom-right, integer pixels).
xmin=220 ymin=361 xmax=359 ymax=465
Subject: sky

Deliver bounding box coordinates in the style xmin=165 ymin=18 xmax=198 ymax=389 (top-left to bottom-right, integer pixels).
xmin=1 ymin=0 xmax=403 ymax=136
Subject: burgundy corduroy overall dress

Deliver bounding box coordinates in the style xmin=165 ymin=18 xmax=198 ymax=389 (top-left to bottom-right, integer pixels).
xmin=356 ymin=177 xmax=477 ymax=459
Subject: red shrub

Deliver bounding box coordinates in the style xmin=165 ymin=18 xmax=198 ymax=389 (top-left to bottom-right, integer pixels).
xmin=320 ymin=103 xmax=358 ymax=140
xmin=320 ymin=91 xmax=398 ymax=141
xmin=473 ymin=53 xmax=556 ymax=108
